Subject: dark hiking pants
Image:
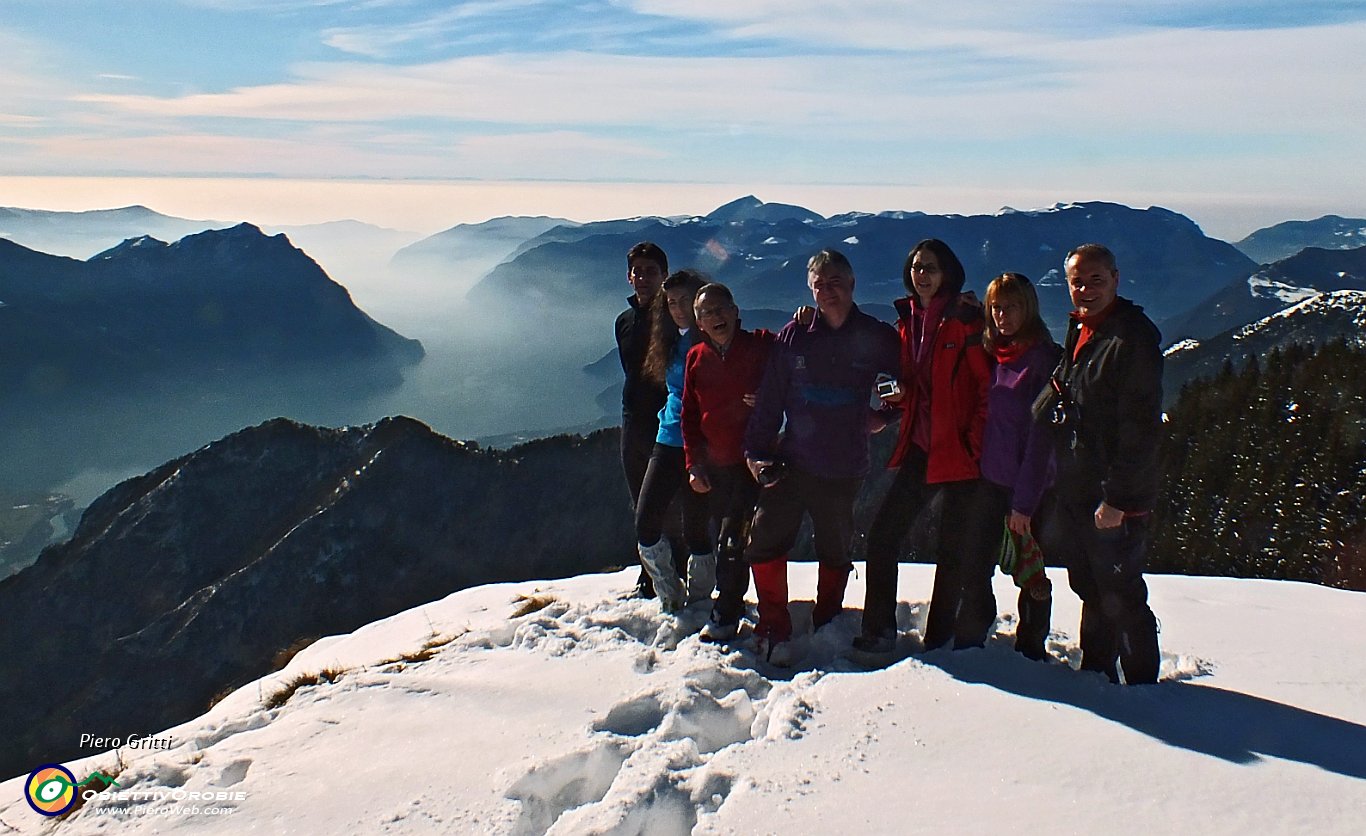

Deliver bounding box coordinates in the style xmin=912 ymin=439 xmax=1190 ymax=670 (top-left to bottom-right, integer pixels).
xmin=745 ymin=467 xmax=863 ymax=640
xmin=704 ymin=463 xmax=759 ymax=626
xmin=862 ymin=447 xmax=997 ymax=650
xmin=1056 ymin=495 xmax=1159 ymax=684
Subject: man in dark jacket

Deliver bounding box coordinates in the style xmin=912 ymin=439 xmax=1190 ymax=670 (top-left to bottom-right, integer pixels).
xmin=616 ymin=241 xmax=669 ymax=597
xmin=744 ymin=249 xmax=900 ymax=665
xmin=1052 ymin=243 xmax=1163 ymax=684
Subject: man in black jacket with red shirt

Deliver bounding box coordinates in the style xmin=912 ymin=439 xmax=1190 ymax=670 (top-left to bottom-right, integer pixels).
xmin=1052 ymin=243 xmax=1163 ymax=684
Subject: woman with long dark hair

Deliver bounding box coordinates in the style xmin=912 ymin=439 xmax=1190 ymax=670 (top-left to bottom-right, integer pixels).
xmin=981 ymin=272 xmax=1060 ymax=659
xmin=855 ymin=239 xmax=994 ymax=655
xmin=636 ymin=269 xmax=713 ymax=613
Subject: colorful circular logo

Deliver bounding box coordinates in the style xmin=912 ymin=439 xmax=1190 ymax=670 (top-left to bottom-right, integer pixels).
xmin=25 ymin=764 xmax=78 ymax=817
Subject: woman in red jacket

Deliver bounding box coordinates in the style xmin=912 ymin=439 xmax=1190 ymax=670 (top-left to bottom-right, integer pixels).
xmin=681 ymin=283 xmax=775 ymax=642
xmin=855 ymin=239 xmax=995 ymax=656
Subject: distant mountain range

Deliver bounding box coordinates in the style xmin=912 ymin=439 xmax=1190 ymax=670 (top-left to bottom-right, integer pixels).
xmin=0 ymin=204 xmax=420 ymax=265
xmin=390 ymin=215 xmax=576 ymax=282
xmin=0 ymin=224 xmax=424 ymax=496
xmin=465 ymin=197 xmax=1258 ymax=332
xmin=0 ymin=416 xmax=633 ymax=782
xmin=0 ymin=205 xmax=218 ymax=258
xmin=0 ymin=223 xmax=421 ymax=399
xmin=5 ymin=198 xmax=1363 ymax=467
xmin=1234 ymin=215 xmax=1366 ymax=265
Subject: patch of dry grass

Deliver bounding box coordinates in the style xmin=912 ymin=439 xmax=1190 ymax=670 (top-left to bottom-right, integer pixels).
xmin=263 ymin=667 xmax=345 ymax=710
xmin=511 ymin=593 xmax=557 ymax=618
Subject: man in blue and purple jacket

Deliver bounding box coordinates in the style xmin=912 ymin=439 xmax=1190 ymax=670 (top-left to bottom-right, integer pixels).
xmin=743 ymin=248 xmax=900 ymax=665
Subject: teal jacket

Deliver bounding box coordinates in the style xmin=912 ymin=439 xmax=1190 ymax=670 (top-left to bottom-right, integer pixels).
xmin=655 ymin=328 xmax=698 ymax=447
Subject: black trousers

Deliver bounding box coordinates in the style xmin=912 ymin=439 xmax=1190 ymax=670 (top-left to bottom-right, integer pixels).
xmin=744 ymin=467 xmax=863 ymax=567
xmin=621 ymin=415 xmax=685 ymax=589
xmin=979 ymin=481 xmax=1053 ymax=658
xmin=1055 ymin=487 xmax=1159 ymax=684
xmin=636 ymin=443 xmax=710 ymax=555
xmin=620 ymin=413 xmax=659 ymax=511
xmin=861 ymin=447 xmax=997 ymax=649
xmin=703 ymin=463 xmax=760 ymax=625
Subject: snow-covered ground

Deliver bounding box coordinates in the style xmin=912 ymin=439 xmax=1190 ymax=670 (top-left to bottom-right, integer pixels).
xmin=3 ymin=565 xmax=1363 ymax=835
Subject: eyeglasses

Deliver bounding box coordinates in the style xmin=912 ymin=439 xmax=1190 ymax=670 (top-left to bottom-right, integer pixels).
xmin=696 ymin=305 xmax=734 ymax=320
xmin=909 ymin=263 xmax=941 ymax=275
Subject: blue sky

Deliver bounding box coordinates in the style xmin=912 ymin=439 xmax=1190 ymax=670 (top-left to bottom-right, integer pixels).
xmin=1 ymin=1 xmax=1364 ymax=234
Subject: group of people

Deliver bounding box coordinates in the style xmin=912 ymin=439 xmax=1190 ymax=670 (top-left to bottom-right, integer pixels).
xmin=614 ymin=237 xmax=1164 ymax=684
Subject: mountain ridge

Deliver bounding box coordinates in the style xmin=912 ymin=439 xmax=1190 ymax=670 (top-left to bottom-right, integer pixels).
xmin=0 ymin=415 xmax=632 ymax=781
xmin=466 ymin=198 xmax=1257 ymax=333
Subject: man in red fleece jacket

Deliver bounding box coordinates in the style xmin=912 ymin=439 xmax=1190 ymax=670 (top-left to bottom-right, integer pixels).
xmin=681 ymin=283 xmax=774 ymax=642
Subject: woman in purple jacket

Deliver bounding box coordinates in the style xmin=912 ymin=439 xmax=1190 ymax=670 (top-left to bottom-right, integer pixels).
xmin=980 ymin=273 xmax=1060 ymax=660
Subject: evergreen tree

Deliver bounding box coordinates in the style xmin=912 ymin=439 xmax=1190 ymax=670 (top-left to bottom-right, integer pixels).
xmin=1152 ymin=341 xmax=1366 ymax=590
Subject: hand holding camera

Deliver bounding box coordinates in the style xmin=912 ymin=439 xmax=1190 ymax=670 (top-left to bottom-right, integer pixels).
xmin=875 ymin=373 xmax=904 ymax=403
xmin=747 ymin=457 xmax=787 ymax=488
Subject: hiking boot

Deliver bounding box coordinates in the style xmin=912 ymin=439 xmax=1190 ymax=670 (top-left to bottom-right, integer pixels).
xmin=755 ymin=635 xmax=793 ymax=668
xmin=686 ymin=552 xmax=717 ymax=605
xmin=851 ymin=632 xmax=895 ymax=655
xmin=639 ymin=540 xmax=685 ymax=613
xmin=631 ymin=568 xmax=656 ymax=600
xmin=1015 ymin=581 xmax=1052 ymax=661
xmin=700 ymin=618 xmax=740 ymax=643
xmin=1117 ymin=607 xmax=1160 ymax=685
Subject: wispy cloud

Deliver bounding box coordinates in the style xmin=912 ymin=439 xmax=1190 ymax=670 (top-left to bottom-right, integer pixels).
xmin=70 ymin=21 xmax=1366 ymax=139
xmin=321 ymin=0 xmax=554 ymax=58
xmin=0 ymin=114 xmax=46 ymax=128
xmin=623 ymin=0 xmax=1366 ymax=48
xmin=319 ymin=0 xmax=704 ymax=60
xmin=173 ymin=0 xmax=374 ymax=11
xmin=3 ymin=2 xmax=1364 ymax=226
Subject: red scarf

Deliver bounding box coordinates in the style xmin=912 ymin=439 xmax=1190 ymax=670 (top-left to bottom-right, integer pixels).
xmin=993 ymin=336 xmax=1031 ymax=365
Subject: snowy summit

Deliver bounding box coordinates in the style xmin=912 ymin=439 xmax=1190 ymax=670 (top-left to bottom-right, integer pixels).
xmin=2 ymin=565 xmax=1363 ymax=834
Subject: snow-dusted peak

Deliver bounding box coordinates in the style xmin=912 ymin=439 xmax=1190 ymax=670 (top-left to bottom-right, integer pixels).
xmin=1164 ymin=338 xmax=1201 ymax=357
xmin=1246 ymin=269 xmax=1322 ymax=307
xmin=90 ymin=235 xmax=170 ymax=260
xmin=1234 ymin=289 xmax=1366 ymax=341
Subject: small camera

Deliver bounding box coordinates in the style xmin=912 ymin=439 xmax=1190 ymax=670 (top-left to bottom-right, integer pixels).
xmin=1050 ymin=400 xmax=1071 ymax=427
xmin=756 ymin=460 xmax=788 ymax=487
xmin=875 ymin=374 xmax=901 ymax=399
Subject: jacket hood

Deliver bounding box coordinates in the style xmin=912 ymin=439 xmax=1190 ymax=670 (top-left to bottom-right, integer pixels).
xmin=893 ymin=293 xmax=983 ymax=326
